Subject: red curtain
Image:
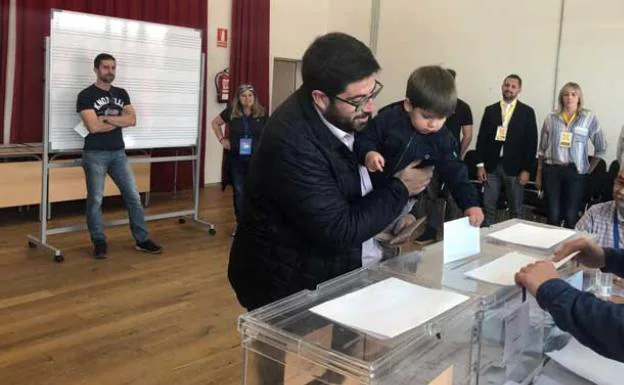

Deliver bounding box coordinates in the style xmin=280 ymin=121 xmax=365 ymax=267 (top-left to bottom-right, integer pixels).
xmin=0 ymin=0 xmax=9 ymax=144
xmin=222 ymin=0 xmax=270 ymax=188
xmin=229 ymin=0 xmax=270 ymax=108
xmin=10 ymin=0 xmax=208 ymax=191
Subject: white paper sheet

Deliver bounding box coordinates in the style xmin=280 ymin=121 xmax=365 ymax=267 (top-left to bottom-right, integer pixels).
xmin=546 ymin=338 xmax=624 ymax=385
xmin=73 ymin=120 xmax=90 ymax=138
xmin=463 ymin=251 xmax=578 ymax=286
xmin=487 ymin=223 xmax=575 ymax=250
xmin=464 ymin=252 xmax=540 ymax=286
xmin=443 ymin=217 xmax=480 ymax=264
xmin=309 ymin=277 xmax=470 ymax=340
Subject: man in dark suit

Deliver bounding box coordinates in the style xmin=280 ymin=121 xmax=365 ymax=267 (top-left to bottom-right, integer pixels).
xmin=228 ymin=32 xmax=432 ymax=312
xmin=475 ymin=74 xmax=538 ymax=226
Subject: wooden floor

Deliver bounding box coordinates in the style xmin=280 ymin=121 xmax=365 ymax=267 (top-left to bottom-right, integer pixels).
xmin=0 ymin=185 xmax=246 ymax=385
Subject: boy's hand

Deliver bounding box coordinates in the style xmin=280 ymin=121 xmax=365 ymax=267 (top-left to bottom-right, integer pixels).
xmin=365 ymin=151 xmax=385 ymax=172
xmin=464 ymin=206 xmax=484 ymax=227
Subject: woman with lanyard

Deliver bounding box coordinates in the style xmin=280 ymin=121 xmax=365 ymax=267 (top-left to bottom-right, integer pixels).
xmin=211 ymin=84 xmax=268 ymax=235
xmin=535 ymin=82 xmax=607 ymax=228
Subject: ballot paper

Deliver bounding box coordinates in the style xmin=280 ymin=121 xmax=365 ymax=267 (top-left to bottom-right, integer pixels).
xmin=487 ymin=223 xmax=575 ymax=250
xmin=546 ymin=338 xmax=624 ymax=385
xmin=464 ymin=251 xmax=579 ymax=286
xmin=73 ymin=120 xmax=90 ymax=138
xmin=309 ymin=277 xmax=469 ymax=340
xmin=443 ymin=217 xmax=480 ymax=264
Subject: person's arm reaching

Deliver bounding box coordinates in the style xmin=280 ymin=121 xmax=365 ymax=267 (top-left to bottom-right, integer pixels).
xmin=515 ymin=238 xmax=624 ymax=362
xmin=436 ymin=132 xmax=483 ymax=226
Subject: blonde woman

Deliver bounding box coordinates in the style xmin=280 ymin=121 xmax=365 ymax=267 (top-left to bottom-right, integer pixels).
xmin=535 ymin=82 xmax=607 ymax=228
xmin=211 ymin=84 xmax=267 ymax=233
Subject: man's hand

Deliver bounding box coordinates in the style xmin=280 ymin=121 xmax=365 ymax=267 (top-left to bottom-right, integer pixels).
xmin=476 ymin=166 xmax=487 ymax=182
xmin=365 ymin=151 xmax=385 ymax=172
xmin=395 ymin=160 xmax=433 ymax=196
xmin=518 ymin=170 xmax=530 ymax=186
xmin=393 ymin=214 xmax=416 ymax=236
xmin=553 ymin=237 xmax=606 ymax=269
xmin=464 ymin=206 xmax=484 ymax=227
xmin=535 ymin=171 xmax=542 ymax=192
xmin=515 ymin=261 xmax=560 ymax=296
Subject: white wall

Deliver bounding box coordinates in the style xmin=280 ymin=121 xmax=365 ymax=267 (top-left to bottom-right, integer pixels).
xmin=375 ymin=0 xmax=562 ymax=154
xmin=204 ymin=0 xmax=232 ymax=184
xmin=267 ymin=0 xmax=372 ymax=111
xmin=557 ymin=0 xmax=624 ymax=163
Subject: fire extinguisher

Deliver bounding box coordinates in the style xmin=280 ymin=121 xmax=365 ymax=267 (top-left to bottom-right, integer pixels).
xmin=215 ymin=68 xmax=230 ymax=103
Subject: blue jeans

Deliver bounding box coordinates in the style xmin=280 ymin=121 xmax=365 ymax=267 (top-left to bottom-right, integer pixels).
xmin=483 ymin=163 xmax=525 ymax=226
xmin=82 ymin=150 xmax=149 ymax=244
xmin=229 ymin=154 xmax=251 ymax=223
xmin=543 ymin=164 xmax=588 ymax=228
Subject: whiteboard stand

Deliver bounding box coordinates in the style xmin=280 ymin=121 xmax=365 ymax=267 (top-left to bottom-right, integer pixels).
xmin=27 ymin=38 xmax=215 ymax=263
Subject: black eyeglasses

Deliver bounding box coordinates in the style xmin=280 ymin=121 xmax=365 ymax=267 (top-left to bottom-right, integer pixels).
xmin=333 ymin=80 xmax=384 ymax=112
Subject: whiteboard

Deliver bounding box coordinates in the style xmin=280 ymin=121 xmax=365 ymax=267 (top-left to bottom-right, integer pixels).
xmin=48 ymin=10 xmax=202 ymax=151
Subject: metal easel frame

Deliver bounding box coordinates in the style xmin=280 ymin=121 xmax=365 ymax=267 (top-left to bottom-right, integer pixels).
xmin=27 ymin=37 xmax=215 ymax=262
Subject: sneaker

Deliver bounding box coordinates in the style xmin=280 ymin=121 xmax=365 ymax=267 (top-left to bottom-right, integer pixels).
xmin=135 ymin=239 xmax=163 ymax=254
xmin=93 ymin=240 xmax=108 ymax=260
xmin=413 ymin=226 xmax=437 ymax=246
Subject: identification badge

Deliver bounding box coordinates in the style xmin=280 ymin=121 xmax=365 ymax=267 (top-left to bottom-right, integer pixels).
xmin=239 ymin=138 xmax=252 ymax=155
xmin=495 ymin=126 xmax=507 ymax=142
xmin=559 ymin=132 xmax=572 ymax=148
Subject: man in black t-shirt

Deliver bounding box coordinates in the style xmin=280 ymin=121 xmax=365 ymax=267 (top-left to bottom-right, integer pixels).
xmin=444 ymin=69 xmax=473 ymax=159
xmin=76 ymin=53 xmax=162 ymax=259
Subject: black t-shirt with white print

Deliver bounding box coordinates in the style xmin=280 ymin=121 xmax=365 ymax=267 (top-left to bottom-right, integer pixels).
xmin=76 ymin=84 xmax=131 ymax=151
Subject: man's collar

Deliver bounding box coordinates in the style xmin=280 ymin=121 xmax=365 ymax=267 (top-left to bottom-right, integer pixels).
xmin=313 ymin=104 xmax=353 ymax=143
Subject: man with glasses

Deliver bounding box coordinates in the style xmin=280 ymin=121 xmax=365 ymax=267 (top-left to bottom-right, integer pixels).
xmin=228 ymin=32 xmax=432 ymax=312
xmin=356 ymin=65 xmax=483 ymax=249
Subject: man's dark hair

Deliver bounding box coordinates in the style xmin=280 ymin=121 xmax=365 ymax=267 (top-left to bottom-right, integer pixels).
xmin=301 ymin=32 xmax=380 ymax=97
xmin=406 ymin=65 xmax=457 ymax=118
xmin=504 ymin=74 xmax=522 ymax=87
xmin=446 ymin=68 xmax=457 ymax=79
xmin=94 ymin=53 xmax=116 ymax=69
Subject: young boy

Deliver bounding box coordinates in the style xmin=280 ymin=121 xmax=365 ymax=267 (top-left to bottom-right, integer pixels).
xmin=355 ymin=65 xmax=483 ymax=243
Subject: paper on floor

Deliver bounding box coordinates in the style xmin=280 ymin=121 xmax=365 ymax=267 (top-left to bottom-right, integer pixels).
xmin=309 ymin=277 xmax=469 ymax=340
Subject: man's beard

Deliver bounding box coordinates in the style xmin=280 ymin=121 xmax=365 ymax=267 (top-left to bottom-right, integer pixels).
xmin=100 ymin=74 xmax=115 ymax=83
xmin=324 ymin=103 xmax=371 ymax=133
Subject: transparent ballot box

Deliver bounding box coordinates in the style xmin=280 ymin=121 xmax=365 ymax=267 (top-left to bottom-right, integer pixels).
xmin=238 ymin=267 xmax=481 ymax=385
xmin=379 ymin=219 xmax=581 ymax=385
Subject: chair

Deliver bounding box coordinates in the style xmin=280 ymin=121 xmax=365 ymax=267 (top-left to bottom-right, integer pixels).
xmin=523 ymin=159 xmax=547 ymax=222
xmin=583 ymin=156 xmax=607 ymax=211
xmin=602 ymin=160 xmax=620 ymax=201
xmin=463 ymin=150 xmax=484 ymax=206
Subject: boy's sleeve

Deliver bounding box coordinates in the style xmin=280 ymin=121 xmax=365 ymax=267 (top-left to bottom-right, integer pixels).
xmin=436 ymin=132 xmax=480 ymax=210
xmin=355 ymin=114 xmax=385 ymax=165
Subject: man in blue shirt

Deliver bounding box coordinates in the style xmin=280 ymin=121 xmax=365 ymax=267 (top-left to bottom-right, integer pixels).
xmin=515 ymin=237 xmax=624 ymax=362
xmin=575 ymin=167 xmax=624 ymax=248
